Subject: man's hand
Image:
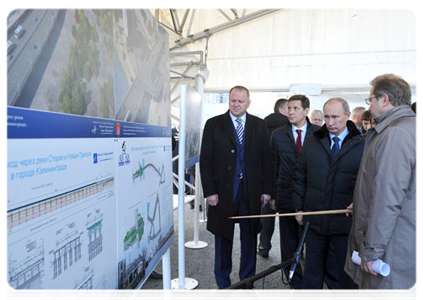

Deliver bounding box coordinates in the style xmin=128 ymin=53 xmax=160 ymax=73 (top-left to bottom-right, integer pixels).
xmin=346 ymin=202 xmax=353 ymax=217
xmin=295 ymin=211 xmax=304 ymax=226
xmin=261 ymin=194 xmax=271 ymax=206
xmin=361 ymin=259 xmax=378 ymax=276
xmin=207 ymin=194 xmax=219 ymax=206
xmin=268 ymin=199 xmax=276 ymax=211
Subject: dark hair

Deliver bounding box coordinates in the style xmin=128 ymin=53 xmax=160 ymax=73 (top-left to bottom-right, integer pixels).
xmin=370 ymin=74 xmax=411 ymax=107
xmin=229 ymin=86 xmax=250 ymax=100
xmin=288 ymin=94 xmax=310 ymax=109
xmin=361 ymin=110 xmax=372 ymax=121
xmin=411 ymin=101 xmax=420 ymax=116
xmin=274 ymin=98 xmax=288 ymax=113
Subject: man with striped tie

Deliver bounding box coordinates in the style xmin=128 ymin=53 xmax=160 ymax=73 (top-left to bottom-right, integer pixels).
xmin=200 ymin=85 xmax=272 ymax=289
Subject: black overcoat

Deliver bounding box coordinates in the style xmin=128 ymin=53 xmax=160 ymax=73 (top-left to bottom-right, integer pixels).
xmin=200 ymin=110 xmax=272 ymax=240
xmin=292 ymin=121 xmax=365 ymax=235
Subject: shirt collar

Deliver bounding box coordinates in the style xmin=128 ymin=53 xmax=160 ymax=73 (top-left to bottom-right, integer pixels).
xmin=329 ymin=127 xmax=349 ymax=142
xmin=229 ymin=112 xmax=247 ymax=124
xmin=292 ymin=122 xmax=308 ymax=133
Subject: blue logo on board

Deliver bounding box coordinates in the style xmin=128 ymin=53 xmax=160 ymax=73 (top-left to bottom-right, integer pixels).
xmin=118 ymin=141 xmax=130 ymax=167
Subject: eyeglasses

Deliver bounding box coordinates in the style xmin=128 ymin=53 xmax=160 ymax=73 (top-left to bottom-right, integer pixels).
xmin=364 ymin=95 xmax=380 ymax=105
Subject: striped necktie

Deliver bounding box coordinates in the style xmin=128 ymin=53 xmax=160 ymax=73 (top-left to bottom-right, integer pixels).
xmin=236 ymin=118 xmax=244 ymax=145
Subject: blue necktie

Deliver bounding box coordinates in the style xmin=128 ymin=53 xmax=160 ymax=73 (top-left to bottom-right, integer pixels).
xmin=331 ymin=136 xmax=340 ymax=159
xmin=235 ymin=118 xmax=244 ymax=180
xmin=236 ymin=118 xmax=244 ymax=145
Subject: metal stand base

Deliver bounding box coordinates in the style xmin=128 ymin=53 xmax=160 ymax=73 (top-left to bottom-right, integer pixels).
xmin=171 ymin=278 xmax=199 ymax=289
xmin=185 ymin=241 xmax=208 ymax=249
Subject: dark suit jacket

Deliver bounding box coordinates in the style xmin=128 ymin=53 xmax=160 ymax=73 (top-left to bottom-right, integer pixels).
xmin=271 ymin=118 xmax=320 ymax=211
xmin=200 ymin=110 xmax=272 ymax=240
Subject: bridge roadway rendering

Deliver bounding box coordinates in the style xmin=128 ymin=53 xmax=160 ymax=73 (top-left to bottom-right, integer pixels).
xmin=7 ymin=10 xmax=60 ymax=106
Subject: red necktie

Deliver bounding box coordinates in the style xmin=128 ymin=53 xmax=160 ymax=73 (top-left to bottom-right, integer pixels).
xmin=296 ymin=129 xmax=302 ymax=155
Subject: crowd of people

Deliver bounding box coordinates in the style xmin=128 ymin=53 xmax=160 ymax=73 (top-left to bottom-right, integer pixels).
xmin=199 ymin=73 xmax=416 ymax=290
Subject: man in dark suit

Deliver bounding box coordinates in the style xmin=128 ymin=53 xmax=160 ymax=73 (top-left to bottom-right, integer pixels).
xmin=200 ymin=85 xmax=272 ymax=289
xmin=271 ymin=95 xmax=320 ymax=288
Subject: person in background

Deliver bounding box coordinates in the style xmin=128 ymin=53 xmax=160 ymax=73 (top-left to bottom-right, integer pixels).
xmin=351 ymin=106 xmax=366 ymax=132
xmin=310 ymin=109 xmax=324 ymax=126
xmin=360 ymin=110 xmax=373 ymax=135
xmin=345 ymin=74 xmax=416 ymax=289
xmin=411 ymin=101 xmax=420 ymax=120
xmin=293 ymin=98 xmax=364 ymax=289
xmin=258 ymin=98 xmax=289 ymax=258
xmin=200 ymin=85 xmax=272 ymax=289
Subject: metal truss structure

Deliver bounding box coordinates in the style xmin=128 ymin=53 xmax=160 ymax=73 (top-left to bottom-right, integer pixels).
xmin=152 ymin=9 xmax=281 ymax=124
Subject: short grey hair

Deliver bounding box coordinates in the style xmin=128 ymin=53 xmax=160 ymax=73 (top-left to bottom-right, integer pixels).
xmin=323 ymin=98 xmax=350 ymax=114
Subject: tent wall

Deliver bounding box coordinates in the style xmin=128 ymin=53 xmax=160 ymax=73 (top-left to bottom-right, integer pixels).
xmin=201 ymin=9 xmax=415 ymax=91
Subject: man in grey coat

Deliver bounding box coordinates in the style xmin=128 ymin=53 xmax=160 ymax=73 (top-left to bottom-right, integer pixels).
xmin=344 ymin=74 xmax=416 ymax=289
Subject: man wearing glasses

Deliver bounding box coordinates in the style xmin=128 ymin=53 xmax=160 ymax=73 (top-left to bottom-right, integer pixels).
xmin=345 ymin=74 xmax=416 ymax=289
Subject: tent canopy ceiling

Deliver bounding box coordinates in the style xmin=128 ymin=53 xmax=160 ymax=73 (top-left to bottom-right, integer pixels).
xmin=153 ymin=9 xmax=416 ymax=94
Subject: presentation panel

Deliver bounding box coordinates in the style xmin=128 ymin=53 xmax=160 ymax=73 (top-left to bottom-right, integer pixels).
xmin=115 ymin=137 xmax=173 ymax=289
xmin=7 ymin=9 xmax=173 ymax=290
xmin=7 ymin=137 xmax=117 ymax=289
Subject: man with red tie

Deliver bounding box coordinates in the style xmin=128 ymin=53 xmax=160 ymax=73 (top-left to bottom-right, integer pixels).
xmin=270 ymin=95 xmax=320 ymax=288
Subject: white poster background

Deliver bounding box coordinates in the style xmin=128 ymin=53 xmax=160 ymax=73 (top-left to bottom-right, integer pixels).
xmin=114 ymin=137 xmax=173 ymax=289
xmin=7 ymin=138 xmax=117 ymax=289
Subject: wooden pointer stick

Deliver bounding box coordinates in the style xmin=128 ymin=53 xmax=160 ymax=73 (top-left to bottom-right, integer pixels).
xmin=228 ymin=209 xmax=352 ymax=220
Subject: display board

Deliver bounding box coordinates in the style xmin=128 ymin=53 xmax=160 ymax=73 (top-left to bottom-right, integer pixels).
xmin=7 ymin=9 xmax=173 ymax=289
xmin=184 ymin=85 xmax=202 ymax=168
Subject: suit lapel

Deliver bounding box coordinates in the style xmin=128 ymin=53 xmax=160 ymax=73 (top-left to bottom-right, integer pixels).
xmin=223 ymin=111 xmax=237 ymax=146
xmin=244 ymin=113 xmax=253 ymax=149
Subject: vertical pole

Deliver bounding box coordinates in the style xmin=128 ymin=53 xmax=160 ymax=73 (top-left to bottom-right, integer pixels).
xmin=162 ymin=249 xmax=171 ymax=289
xmin=193 ymin=163 xmax=201 ymax=243
xmin=170 ymin=86 xmax=199 ymax=289
xmin=177 ymin=84 xmax=187 ymax=288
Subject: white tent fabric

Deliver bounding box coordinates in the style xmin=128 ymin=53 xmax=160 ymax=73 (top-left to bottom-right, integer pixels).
xmin=158 ymin=9 xmax=416 ymax=123
xmin=173 ymin=9 xmax=415 ymax=92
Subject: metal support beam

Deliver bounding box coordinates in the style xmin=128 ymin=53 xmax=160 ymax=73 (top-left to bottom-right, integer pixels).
xmin=171 ymin=9 xmax=281 ymax=50
xmin=230 ymin=9 xmax=239 ymax=19
xmin=170 ymin=69 xmax=195 ymax=79
xmin=158 ymin=21 xmax=181 ymax=35
xmin=170 ymin=9 xmax=179 ymax=33
xmin=180 ymin=9 xmax=190 ymax=33
xmin=170 ymin=62 xmax=193 ymax=95
xmin=218 ymin=9 xmax=232 ymax=22
xmin=187 ymin=9 xmax=196 ymax=37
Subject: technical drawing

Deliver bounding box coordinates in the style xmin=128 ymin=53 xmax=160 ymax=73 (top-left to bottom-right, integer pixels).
xmin=123 ymin=209 xmax=144 ymax=251
xmin=132 ymin=159 xmax=165 ymax=185
xmin=86 ymin=209 xmax=103 ymax=262
xmin=7 ymin=177 xmax=115 ymax=230
xmin=8 ymin=239 xmax=45 ymax=289
xmin=147 ymin=194 xmax=161 ymax=242
xmin=75 ymin=266 xmax=94 ymax=290
xmin=51 ymin=225 xmax=83 ymax=279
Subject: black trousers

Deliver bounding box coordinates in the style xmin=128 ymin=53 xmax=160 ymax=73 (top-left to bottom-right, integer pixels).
xmin=258 ymin=202 xmax=276 ymax=252
xmin=214 ymin=180 xmax=257 ymax=289
xmin=278 ymin=210 xmax=303 ymax=289
xmin=302 ymin=229 xmax=358 ymax=289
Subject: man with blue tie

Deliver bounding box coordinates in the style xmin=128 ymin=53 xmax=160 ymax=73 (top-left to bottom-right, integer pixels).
xmin=292 ymin=98 xmax=364 ymax=289
xmin=200 ymin=86 xmax=272 ymax=289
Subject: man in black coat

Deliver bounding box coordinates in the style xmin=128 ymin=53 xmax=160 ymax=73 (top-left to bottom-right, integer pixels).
xmin=271 ymin=95 xmax=320 ymax=288
xmin=257 ymin=98 xmax=289 ymax=258
xmin=200 ymin=86 xmax=272 ymax=289
xmin=292 ymin=98 xmax=364 ymax=289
